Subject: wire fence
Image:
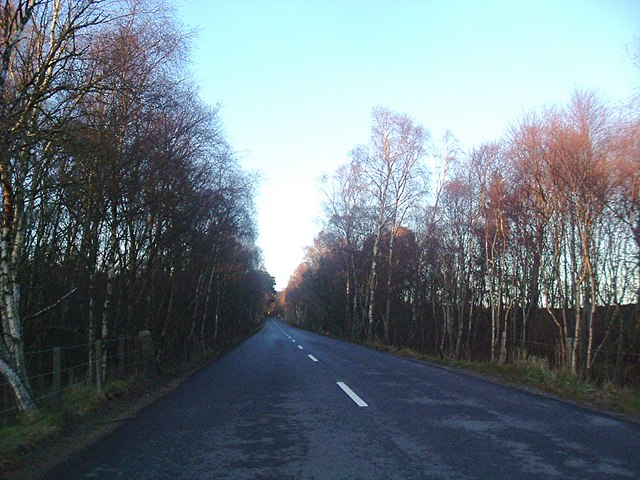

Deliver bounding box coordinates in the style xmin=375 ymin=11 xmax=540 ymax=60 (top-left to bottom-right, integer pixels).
xmin=485 ymin=336 xmax=640 ymax=381
xmin=519 ymin=339 xmax=640 ymax=358
xmin=0 ymin=332 xmax=156 ymax=422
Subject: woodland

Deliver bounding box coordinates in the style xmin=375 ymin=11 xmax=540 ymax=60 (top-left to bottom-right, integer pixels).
xmin=2 ymin=0 xmax=639 ymax=423
xmin=283 ymin=94 xmax=640 ymax=386
xmin=0 ymin=0 xmax=274 ymax=417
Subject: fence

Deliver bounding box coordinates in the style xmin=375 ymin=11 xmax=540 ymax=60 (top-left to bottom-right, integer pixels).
xmin=0 ymin=331 xmax=156 ymax=423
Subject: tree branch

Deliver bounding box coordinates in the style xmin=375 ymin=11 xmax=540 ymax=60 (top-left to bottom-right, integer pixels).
xmin=23 ymin=287 xmax=77 ymax=321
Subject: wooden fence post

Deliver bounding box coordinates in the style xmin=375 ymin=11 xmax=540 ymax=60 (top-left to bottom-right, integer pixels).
xmin=118 ymin=337 xmax=126 ymax=379
xmin=139 ymin=331 xmax=154 ymax=374
xmin=52 ymin=346 xmax=62 ymax=408
xmin=134 ymin=336 xmax=142 ymax=375
xmin=95 ymin=340 xmax=103 ymax=394
xmin=565 ymin=337 xmax=575 ymax=372
xmin=499 ymin=336 xmax=507 ymax=364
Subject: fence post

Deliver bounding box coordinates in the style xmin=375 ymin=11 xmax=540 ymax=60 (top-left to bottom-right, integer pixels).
xmin=95 ymin=340 xmax=103 ymax=394
xmin=118 ymin=337 xmax=126 ymax=379
xmin=133 ymin=335 xmax=142 ymax=375
xmin=139 ymin=331 xmax=154 ymax=374
xmin=52 ymin=346 xmax=62 ymax=408
xmin=565 ymin=337 xmax=575 ymax=372
xmin=499 ymin=336 xmax=507 ymax=364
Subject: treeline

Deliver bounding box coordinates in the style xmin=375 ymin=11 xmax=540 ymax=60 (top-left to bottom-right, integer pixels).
xmin=0 ymin=1 xmax=273 ymax=416
xmin=283 ymin=94 xmax=640 ymax=385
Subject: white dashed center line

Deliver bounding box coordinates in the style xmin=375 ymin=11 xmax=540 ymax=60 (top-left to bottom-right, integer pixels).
xmin=275 ymin=323 xmax=367 ymax=407
xmin=337 ymin=382 xmax=368 ymax=407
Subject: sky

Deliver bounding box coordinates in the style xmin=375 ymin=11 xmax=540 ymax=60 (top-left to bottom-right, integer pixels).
xmin=177 ymin=0 xmax=639 ymax=290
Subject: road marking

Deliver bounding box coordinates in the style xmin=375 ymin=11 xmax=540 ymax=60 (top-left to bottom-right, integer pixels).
xmin=298 ymin=345 xmax=303 ymax=350
xmin=292 ymin=339 xmax=296 ymax=343
xmin=308 ymin=354 xmax=318 ymax=362
xmin=337 ymin=382 xmax=368 ymax=407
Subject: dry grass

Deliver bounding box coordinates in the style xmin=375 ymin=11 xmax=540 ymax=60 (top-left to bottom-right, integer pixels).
xmin=364 ymin=341 xmax=640 ymax=420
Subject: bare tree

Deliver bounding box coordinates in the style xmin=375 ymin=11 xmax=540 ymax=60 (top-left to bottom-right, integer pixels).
xmin=354 ymin=107 xmax=429 ymax=342
xmin=321 ymin=159 xmax=372 ymax=339
xmin=0 ymin=0 xmax=106 ymax=416
xmin=287 ymin=90 xmax=640 ymax=384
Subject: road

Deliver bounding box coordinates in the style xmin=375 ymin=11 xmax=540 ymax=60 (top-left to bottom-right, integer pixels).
xmin=42 ymin=318 xmax=640 ymax=479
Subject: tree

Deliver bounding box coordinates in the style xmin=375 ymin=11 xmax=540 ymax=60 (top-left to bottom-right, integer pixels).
xmin=353 ymin=107 xmax=429 ymax=341
xmin=287 ymin=88 xmax=640 ymax=384
xmin=0 ymin=0 xmax=106 ymax=417
xmin=0 ymin=0 xmax=274 ymax=418
xmin=506 ymin=113 xmax=550 ymax=355
xmin=320 ymin=159 xmax=372 ymax=338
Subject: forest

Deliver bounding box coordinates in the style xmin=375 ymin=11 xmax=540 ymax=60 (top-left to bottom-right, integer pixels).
xmin=283 ymin=93 xmax=640 ymax=386
xmin=0 ymin=0 xmax=274 ymax=417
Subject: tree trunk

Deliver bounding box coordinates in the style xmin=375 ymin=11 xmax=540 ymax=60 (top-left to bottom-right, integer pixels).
xmin=367 ymin=223 xmax=383 ymax=340
xmin=101 ymin=207 xmax=119 ymax=382
xmin=383 ymin=226 xmax=397 ymax=344
xmin=0 ymin=151 xmax=35 ymax=415
xmin=0 ymin=357 xmax=36 ymax=416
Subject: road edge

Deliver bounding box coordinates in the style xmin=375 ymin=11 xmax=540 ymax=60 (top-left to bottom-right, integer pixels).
xmin=2 ymin=325 xmax=264 ymax=480
xmin=284 ymin=322 xmax=640 ymax=427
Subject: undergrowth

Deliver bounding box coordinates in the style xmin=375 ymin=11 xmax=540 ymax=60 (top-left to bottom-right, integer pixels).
xmin=0 ymin=376 xmax=142 ymax=471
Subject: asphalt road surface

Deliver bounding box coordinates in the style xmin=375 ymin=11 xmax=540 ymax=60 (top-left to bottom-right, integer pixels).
xmin=42 ymin=318 xmax=640 ymax=479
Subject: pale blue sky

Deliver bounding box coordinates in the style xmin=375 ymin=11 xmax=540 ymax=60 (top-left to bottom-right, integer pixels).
xmin=177 ymin=0 xmax=639 ymax=289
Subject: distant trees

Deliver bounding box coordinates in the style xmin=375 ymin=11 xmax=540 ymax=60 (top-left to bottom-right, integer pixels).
xmin=361 ymin=108 xmax=429 ymax=343
xmin=285 ymin=93 xmax=640 ymax=384
xmin=299 ymin=109 xmax=429 ymax=343
xmin=317 ymin=108 xmax=429 ymax=343
xmin=320 ymin=159 xmax=370 ymax=339
xmin=0 ymin=0 xmax=273 ymax=416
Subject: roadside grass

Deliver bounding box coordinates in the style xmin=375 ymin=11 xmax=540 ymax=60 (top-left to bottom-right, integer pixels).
xmin=0 ymin=359 xmax=214 ymax=471
xmin=0 ymin=376 xmax=141 ymax=470
xmin=363 ymin=341 xmax=640 ymax=420
xmin=0 ymin=411 xmax=64 ymax=460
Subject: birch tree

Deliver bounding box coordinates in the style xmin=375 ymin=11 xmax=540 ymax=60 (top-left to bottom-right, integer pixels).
xmin=0 ymin=0 xmax=106 ymax=416
xmin=321 ymin=159 xmax=372 ymax=339
xmin=355 ymin=107 xmax=429 ymax=341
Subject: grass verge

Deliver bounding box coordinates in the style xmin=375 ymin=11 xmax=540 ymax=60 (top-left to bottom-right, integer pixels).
xmin=0 ymin=378 xmax=138 ymax=468
xmin=363 ymin=341 xmax=640 ymax=420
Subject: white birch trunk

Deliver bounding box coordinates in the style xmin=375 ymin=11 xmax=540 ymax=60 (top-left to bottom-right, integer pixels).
xmin=0 ymin=357 xmax=35 ymax=415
